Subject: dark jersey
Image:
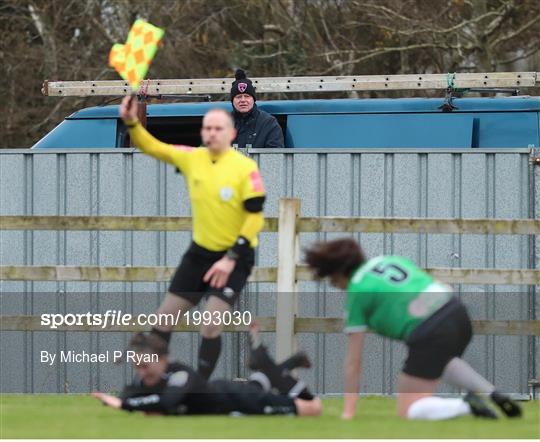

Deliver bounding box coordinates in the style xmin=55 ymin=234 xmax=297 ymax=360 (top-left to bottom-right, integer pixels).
xmin=120 ymin=362 xmax=297 ymax=416
xmin=120 ymin=362 xmax=210 ymax=415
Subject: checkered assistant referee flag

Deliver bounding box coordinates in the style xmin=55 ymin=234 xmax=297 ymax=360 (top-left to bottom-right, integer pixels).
xmin=109 ymin=19 xmax=165 ymax=91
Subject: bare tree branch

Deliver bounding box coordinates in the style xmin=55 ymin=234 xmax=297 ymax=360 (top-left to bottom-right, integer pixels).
xmin=490 ymin=13 xmax=540 ymax=48
xmin=498 ymin=46 xmax=540 ymax=65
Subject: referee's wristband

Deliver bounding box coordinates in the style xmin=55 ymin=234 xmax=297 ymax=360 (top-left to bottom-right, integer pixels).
xmin=123 ymin=118 xmax=139 ymax=128
xmin=226 ymin=236 xmax=251 ymax=261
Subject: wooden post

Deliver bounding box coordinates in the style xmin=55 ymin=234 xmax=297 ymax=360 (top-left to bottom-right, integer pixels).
xmin=275 ymin=198 xmax=300 ymax=360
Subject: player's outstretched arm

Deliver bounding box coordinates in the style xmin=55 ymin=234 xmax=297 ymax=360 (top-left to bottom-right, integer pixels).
xmin=120 ymin=386 xmax=187 ymax=413
xmin=119 ymin=96 xmax=190 ymax=167
xmin=95 ymin=385 xmax=189 ymax=414
xmin=92 ymin=392 xmax=121 ymax=409
xmin=342 ymin=332 xmax=365 ymax=420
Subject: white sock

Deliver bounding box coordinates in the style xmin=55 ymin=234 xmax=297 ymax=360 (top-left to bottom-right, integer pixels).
xmin=442 ymin=358 xmax=495 ymax=394
xmin=407 ymin=396 xmax=471 ymax=420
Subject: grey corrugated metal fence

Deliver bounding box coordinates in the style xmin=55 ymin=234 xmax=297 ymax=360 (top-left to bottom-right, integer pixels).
xmin=1 ymin=148 xmax=538 ymax=396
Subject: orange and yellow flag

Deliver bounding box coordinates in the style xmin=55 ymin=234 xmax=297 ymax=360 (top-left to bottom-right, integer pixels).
xmin=109 ymin=19 xmax=165 ymax=91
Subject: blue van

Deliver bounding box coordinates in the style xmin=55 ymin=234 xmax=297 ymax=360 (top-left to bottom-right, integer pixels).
xmin=32 ymin=96 xmax=540 ymax=149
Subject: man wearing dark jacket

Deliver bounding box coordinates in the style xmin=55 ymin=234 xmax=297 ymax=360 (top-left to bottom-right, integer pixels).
xmin=231 ymin=69 xmax=285 ymax=150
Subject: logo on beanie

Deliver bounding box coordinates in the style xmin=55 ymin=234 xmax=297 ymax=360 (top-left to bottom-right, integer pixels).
xmin=238 ymin=82 xmax=248 ymax=93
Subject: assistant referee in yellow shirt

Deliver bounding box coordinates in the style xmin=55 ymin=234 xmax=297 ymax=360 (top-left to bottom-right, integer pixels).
xmin=120 ymin=96 xmax=266 ymax=379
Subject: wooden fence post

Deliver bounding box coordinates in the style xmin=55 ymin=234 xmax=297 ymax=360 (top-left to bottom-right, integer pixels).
xmin=275 ymin=198 xmax=300 ymax=361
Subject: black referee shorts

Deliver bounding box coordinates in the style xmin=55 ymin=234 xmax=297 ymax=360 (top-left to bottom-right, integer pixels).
xmin=168 ymin=241 xmax=255 ymax=307
xmin=403 ymin=297 xmax=473 ymax=380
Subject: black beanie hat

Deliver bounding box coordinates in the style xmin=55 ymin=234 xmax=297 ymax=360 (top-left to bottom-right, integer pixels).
xmin=230 ymin=69 xmax=256 ymax=101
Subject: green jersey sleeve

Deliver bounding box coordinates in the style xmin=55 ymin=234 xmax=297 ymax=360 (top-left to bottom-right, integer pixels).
xmin=344 ymin=291 xmax=369 ymax=333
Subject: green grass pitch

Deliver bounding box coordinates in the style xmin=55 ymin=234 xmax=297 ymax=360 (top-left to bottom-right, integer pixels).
xmin=1 ymin=395 xmax=538 ymax=438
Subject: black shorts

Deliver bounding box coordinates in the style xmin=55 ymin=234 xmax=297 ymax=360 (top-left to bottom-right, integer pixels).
xmin=168 ymin=242 xmax=255 ymax=307
xmin=207 ymin=380 xmax=298 ymax=415
xmin=403 ymin=297 xmax=472 ymax=380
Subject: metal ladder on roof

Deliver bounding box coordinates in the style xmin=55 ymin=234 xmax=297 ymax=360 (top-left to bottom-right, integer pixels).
xmin=42 ymin=72 xmax=539 ymax=97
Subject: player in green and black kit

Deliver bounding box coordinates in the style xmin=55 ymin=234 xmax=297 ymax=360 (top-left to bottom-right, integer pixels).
xmin=305 ymin=238 xmax=522 ymax=421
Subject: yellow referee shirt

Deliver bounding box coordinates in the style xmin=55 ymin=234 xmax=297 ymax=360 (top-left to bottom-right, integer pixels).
xmin=128 ymin=122 xmax=265 ymax=251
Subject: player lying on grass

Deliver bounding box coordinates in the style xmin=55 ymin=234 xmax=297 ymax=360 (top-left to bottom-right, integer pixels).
xmin=305 ymin=238 xmax=522 ymax=421
xmin=92 ymin=324 xmax=321 ymax=417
